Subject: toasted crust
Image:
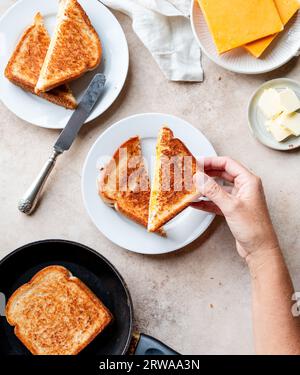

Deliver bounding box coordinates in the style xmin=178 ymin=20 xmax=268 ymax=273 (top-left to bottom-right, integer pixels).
xmin=98 ymin=137 xmax=165 ymax=236
xmin=148 ymin=127 xmax=199 ymax=232
xmin=38 ymin=85 xmax=77 ymax=109
xmin=6 ymin=266 xmax=112 ymax=355
xmin=4 ymin=13 xmax=77 ymax=109
xmin=35 ymin=0 xmax=102 ymax=93
xmin=98 ymin=137 xmax=137 ymax=206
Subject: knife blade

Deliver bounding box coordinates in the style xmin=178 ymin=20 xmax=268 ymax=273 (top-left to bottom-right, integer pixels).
xmin=18 ymin=73 xmax=106 ymax=215
xmin=55 ymin=73 xmax=106 ymax=152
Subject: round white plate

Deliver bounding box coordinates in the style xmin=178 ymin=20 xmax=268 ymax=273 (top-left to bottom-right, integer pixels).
xmin=248 ymin=78 xmax=300 ymax=151
xmin=191 ymin=0 xmax=300 ymax=74
xmin=0 ymin=0 xmax=129 ymax=129
xmin=82 ymin=113 xmax=217 ymax=254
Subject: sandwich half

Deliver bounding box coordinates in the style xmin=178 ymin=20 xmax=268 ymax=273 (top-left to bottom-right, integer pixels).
xmin=6 ymin=266 xmax=113 ymax=355
xmin=5 ymin=13 xmax=77 ymax=109
xmin=148 ymin=127 xmax=199 ymax=233
xmin=35 ymin=0 xmax=102 ymax=93
xmin=98 ymin=136 xmax=165 ymax=235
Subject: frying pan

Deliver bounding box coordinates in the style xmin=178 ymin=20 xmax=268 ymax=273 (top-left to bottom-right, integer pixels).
xmin=0 ymin=240 xmax=178 ymax=355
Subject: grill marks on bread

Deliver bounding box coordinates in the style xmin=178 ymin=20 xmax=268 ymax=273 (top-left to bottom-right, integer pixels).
xmin=5 ymin=13 xmax=77 ymax=109
xmin=35 ymin=0 xmax=102 ymax=93
xmin=6 ymin=266 xmax=112 ymax=355
xmin=148 ymin=127 xmax=198 ymax=232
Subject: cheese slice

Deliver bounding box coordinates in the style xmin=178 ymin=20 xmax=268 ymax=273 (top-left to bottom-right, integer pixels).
xmin=198 ymin=0 xmax=283 ymax=54
xmin=245 ymin=0 xmax=300 ymax=57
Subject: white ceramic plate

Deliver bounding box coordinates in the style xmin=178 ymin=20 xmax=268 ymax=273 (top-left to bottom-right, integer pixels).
xmin=0 ymin=0 xmax=129 ymax=129
xmin=82 ymin=113 xmax=217 ymax=254
xmin=248 ymin=78 xmax=300 ymax=151
xmin=191 ymin=0 xmax=300 ymax=74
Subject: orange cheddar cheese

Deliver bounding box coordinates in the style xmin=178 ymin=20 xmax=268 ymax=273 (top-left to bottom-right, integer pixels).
xmin=245 ymin=0 xmax=300 ymax=58
xmin=198 ymin=0 xmax=284 ymax=54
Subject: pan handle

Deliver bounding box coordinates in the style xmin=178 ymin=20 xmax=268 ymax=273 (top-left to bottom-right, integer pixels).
xmin=134 ymin=333 xmax=179 ymax=355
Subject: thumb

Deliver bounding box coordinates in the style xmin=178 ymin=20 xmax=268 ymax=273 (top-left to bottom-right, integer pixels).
xmin=194 ymin=172 xmax=233 ymax=214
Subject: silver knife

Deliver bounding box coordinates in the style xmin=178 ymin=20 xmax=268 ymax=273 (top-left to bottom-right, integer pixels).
xmin=18 ymin=73 xmax=106 ymax=215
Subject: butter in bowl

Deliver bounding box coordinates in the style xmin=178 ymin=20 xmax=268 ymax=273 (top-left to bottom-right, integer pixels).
xmin=248 ymin=78 xmax=300 ymax=151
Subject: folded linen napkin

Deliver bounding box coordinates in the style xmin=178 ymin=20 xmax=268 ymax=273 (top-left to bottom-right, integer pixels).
xmin=100 ymin=0 xmax=203 ymax=82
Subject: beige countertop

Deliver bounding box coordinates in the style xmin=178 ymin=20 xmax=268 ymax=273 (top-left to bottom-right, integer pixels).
xmin=1 ymin=0 xmax=300 ymax=355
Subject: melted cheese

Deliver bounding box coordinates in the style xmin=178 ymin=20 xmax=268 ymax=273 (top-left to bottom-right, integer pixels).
xmin=198 ymin=0 xmax=283 ymax=54
xmin=148 ymin=135 xmax=163 ymax=231
xmin=245 ymin=0 xmax=300 ymax=57
xmin=35 ymin=0 xmax=67 ymax=93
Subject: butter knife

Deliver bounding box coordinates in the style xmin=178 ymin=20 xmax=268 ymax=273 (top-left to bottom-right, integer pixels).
xmin=18 ymin=73 xmax=106 ymax=215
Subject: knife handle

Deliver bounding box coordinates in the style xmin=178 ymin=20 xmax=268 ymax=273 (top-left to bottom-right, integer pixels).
xmin=18 ymin=149 xmax=62 ymax=215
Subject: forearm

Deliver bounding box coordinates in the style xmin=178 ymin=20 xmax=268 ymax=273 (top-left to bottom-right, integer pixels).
xmin=193 ymin=157 xmax=300 ymax=354
xmin=247 ymin=247 xmax=300 ymax=355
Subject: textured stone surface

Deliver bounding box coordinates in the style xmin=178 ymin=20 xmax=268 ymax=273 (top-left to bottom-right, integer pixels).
xmin=1 ymin=1 xmax=300 ymax=355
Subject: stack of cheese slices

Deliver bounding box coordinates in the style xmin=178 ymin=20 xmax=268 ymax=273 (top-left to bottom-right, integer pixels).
xmin=198 ymin=0 xmax=300 ymax=58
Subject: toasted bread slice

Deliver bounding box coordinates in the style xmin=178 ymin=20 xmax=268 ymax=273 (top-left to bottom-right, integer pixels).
xmin=98 ymin=136 xmax=165 ymax=235
xmin=35 ymin=0 xmax=102 ymax=93
xmin=4 ymin=13 xmax=77 ymax=109
xmin=148 ymin=127 xmax=198 ymax=233
xmin=6 ymin=266 xmax=112 ymax=355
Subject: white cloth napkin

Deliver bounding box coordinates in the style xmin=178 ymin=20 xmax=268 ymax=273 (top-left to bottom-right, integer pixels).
xmin=100 ymin=0 xmax=203 ymax=82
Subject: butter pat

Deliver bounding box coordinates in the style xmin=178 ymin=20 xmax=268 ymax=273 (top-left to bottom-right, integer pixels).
xmin=258 ymin=89 xmax=282 ymax=119
xmin=259 ymin=86 xmax=300 ymax=142
xmin=279 ymin=88 xmax=300 ymax=114
xmin=281 ymin=112 xmax=300 ymax=136
xmin=266 ymin=117 xmax=292 ymax=142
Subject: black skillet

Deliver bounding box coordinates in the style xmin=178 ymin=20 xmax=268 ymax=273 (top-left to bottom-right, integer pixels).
xmin=0 ymin=240 xmax=178 ymax=355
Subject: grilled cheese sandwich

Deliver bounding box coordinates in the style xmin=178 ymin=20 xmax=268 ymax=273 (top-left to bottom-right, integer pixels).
xmin=98 ymin=136 xmax=165 ymax=235
xmin=148 ymin=127 xmax=199 ymax=233
xmin=5 ymin=13 xmax=77 ymax=109
xmin=6 ymin=266 xmax=112 ymax=355
xmin=35 ymin=0 xmax=102 ymax=93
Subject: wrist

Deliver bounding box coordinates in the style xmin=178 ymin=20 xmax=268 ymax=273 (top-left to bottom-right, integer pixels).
xmin=245 ymin=244 xmax=282 ymax=278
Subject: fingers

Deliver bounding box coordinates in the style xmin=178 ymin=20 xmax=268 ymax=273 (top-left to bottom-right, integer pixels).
xmin=205 ymin=170 xmax=235 ymax=183
xmin=223 ymin=185 xmax=233 ymax=194
xmin=191 ymin=201 xmax=224 ymax=216
xmin=194 ymin=172 xmax=234 ymax=214
xmin=203 ymin=157 xmax=251 ymax=179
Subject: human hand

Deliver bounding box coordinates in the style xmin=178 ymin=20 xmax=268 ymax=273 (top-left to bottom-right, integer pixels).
xmin=192 ymin=157 xmax=279 ymax=260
